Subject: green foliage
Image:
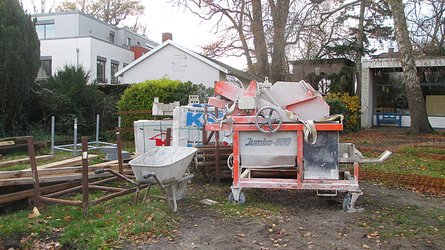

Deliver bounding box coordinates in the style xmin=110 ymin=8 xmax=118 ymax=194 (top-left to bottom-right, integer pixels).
xmin=0 ymin=190 xmax=176 ymax=249
xmin=0 ymin=0 xmax=40 ymax=133
xmin=30 ymin=65 xmax=107 ymax=136
xmin=326 ymin=66 xmax=355 ymax=95
xmin=366 ymin=146 xmax=445 ymax=178
xmin=325 ymin=92 xmax=361 ymax=132
xmin=117 ymin=78 xmax=213 ymax=137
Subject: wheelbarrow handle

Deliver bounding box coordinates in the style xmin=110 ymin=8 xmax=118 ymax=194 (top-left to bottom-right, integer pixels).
xmin=142 ymin=172 xmax=157 ymax=179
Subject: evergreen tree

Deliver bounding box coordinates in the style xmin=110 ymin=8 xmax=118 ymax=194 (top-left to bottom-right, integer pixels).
xmin=0 ymin=0 xmax=40 ymax=134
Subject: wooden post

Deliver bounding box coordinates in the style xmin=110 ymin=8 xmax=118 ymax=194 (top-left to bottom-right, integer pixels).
xmin=81 ymin=136 xmax=89 ymax=217
xmin=116 ymin=130 xmax=123 ymax=174
xmin=203 ymin=106 xmax=208 ymax=145
xmin=27 ymin=137 xmax=42 ymax=208
xmin=215 ymin=107 xmax=220 ymax=183
xmin=165 ymin=128 xmax=171 ymax=146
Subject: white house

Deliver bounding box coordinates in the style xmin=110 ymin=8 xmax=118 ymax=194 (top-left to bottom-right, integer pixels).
xmin=115 ymin=39 xmax=261 ymax=88
xmin=32 ymin=11 xmax=158 ymax=84
xmin=361 ymin=52 xmax=445 ymax=129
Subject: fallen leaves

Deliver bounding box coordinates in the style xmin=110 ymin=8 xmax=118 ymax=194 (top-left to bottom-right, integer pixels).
xmin=366 ymin=231 xmax=379 ymax=239
xmin=27 ymin=207 xmax=40 ymax=219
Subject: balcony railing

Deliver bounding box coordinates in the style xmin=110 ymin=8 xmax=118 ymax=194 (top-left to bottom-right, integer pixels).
xmin=96 ymin=77 xmax=108 ymax=84
xmin=110 ymin=77 xmax=120 ymax=84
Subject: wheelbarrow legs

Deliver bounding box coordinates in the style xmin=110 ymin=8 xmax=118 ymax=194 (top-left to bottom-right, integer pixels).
xmin=141 ymin=172 xmax=179 ymax=212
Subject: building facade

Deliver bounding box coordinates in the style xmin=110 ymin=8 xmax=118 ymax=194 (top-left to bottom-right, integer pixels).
xmin=290 ymin=58 xmax=355 ymax=95
xmin=33 ymin=11 xmax=158 ymax=84
xmin=361 ymin=54 xmax=445 ymax=129
xmin=115 ymin=40 xmax=261 ymax=88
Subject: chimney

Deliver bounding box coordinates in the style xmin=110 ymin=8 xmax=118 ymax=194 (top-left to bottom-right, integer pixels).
xmin=162 ymin=32 xmax=173 ymax=43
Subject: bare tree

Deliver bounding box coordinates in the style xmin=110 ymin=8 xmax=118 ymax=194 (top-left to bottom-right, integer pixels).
xmin=31 ymin=0 xmax=57 ymax=13
xmin=58 ymin=0 xmax=145 ymax=26
xmin=172 ymin=0 xmax=293 ymax=82
xmin=251 ymin=0 xmax=269 ymax=78
xmin=406 ymin=0 xmax=445 ymax=55
xmin=387 ymin=0 xmax=435 ymax=134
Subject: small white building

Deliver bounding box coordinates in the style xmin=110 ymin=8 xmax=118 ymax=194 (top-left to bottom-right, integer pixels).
xmin=115 ymin=40 xmax=261 ymax=88
xmin=361 ymin=52 xmax=445 ymax=129
xmin=33 ymin=11 xmax=158 ymax=84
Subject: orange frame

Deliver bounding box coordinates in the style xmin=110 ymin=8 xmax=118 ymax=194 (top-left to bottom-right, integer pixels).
xmin=206 ymin=121 xmax=361 ymax=192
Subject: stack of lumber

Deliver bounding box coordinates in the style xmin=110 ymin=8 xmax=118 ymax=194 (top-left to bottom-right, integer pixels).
xmin=195 ymin=144 xmax=232 ymax=181
xmin=0 ymin=136 xmax=47 ymax=154
xmin=0 ymin=155 xmax=133 ymax=205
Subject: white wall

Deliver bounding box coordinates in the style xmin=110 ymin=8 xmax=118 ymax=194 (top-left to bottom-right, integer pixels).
xmin=40 ymin=37 xmax=91 ymax=73
xmin=40 ymin=37 xmax=134 ymax=84
xmin=37 ymin=13 xmax=79 ymax=38
xmin=121 ymin=44 xmax=220 ymax=88
xmin=90 ymin=38 xmax=134 ymax=83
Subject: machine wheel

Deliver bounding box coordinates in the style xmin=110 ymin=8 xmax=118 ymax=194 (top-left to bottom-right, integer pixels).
xmin=255 ymin=106 xmax=282 ymax=133
xmin=342 ymin=192 xmax=352 ymax=211
xmin=228 ymin=191 xmax=246 ymax=204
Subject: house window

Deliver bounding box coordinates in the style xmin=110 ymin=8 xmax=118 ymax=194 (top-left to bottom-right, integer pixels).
xmin=111 ymin=60 xmax=119 ymax=84
xmin=109 ymin=32 xmax=115 ymax=43
xmin=35 ymin=20 xmax=55 ymax=39
xmin=127 ymin=37 xmax=131 ymax=46
xmin=37 ymin=57 xmax=52 ymax=79
xmin=97 ymin=56 xmax=107 ymax=83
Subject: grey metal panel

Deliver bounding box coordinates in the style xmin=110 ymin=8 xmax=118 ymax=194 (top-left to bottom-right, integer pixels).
xmin=303 ymin=131 xmax=339 ymax=179
xmin=239 ymin=131 xmax=297 ymax=168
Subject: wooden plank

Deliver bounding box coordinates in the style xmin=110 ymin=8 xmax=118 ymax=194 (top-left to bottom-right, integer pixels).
xmin=0 ymin=164 xmax=131 ymax=179
xmin=0 ymin=155 xmax=54 ymax=169
xmin=0 ymin=172 xmax=110 ymax=187
xmin=0 ymin=141 xmax=15 ymax=147
xmin=0 ymin=181 xmax=81 ymax=205
xmin=38 ymin=155 xmax=98 ymax=169
xmin=0 ymin=170 xmax=134 ymax=187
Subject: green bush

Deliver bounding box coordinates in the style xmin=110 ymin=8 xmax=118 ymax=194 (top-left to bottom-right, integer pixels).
xmin=117 ymin=78 xmax=213 ymax=138
xmin=0 ymin=0 xmax=40 ymax=133
xmin=325 ymin=92 xmax=361 ymax=132
xmin=30 ymin=65 xmax=108 ymax=137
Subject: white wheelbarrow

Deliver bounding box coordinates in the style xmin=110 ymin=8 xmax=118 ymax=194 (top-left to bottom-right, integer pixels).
xmin=129 ymin=147 xmax=197 ymax=212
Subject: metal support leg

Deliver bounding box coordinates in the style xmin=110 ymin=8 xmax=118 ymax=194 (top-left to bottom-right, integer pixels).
xmin=229 ymin=186 xmax=245 ymax=204
xmin=343 ymin=191 xmax=364 ymax=213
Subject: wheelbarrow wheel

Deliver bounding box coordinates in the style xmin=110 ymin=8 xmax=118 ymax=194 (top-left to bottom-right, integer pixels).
xmin=342 ymin=192 xmax=352 ymax=211
xmin=228 ymin=191 xmax=246 ymax=204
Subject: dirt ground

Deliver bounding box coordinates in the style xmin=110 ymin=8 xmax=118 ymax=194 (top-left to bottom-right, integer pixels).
xmin=125 ymin=179 xmax=445 ymax=250
xmin=123 ymin=128 xmax=445 ymax=250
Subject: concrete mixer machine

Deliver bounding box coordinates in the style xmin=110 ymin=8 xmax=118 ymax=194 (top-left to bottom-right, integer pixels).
xmin=205 ymin=79 xmax=391 ymax=212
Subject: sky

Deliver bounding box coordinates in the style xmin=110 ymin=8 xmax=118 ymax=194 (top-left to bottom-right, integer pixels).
xmin=21 ymin=0 xmax=247 ymax=70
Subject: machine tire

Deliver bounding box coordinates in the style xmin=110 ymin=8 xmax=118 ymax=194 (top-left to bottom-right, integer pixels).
xmin=228 ymin=191 xmax=246 ymax=204
xmin=342 ymin=192 xmax=352 ymax=211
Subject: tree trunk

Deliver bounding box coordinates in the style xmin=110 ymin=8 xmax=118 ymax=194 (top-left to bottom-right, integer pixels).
xmin=251 ymin=0 xmax=270 ymax=80
xmin=388 ymin=0 xmax=434 ymax=134
xmin=269 ymin=0 xmax=290 ymax=82
xmin=355 ymin=0 xmax=366 ymax=97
